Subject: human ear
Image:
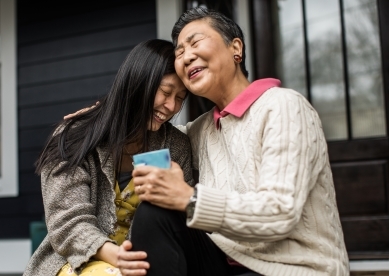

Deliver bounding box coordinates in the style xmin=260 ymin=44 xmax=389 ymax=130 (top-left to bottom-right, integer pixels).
xmin=231 ymin=38 xmax=243 ymax=57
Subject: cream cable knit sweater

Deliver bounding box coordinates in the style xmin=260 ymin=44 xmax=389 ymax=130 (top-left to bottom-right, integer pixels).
xmin=178 ymin=87 xmax=349 ymax=276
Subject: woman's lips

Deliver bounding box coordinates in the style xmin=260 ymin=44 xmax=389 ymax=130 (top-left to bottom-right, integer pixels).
xmin=154 ymin=111 xmax=167 ymax=123
xmin=188 ymin=67 xmax=204 ymax=79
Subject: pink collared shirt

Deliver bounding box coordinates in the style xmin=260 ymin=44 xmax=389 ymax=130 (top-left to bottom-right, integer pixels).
xmin=213 ymin=78 xmax=281 ymax=129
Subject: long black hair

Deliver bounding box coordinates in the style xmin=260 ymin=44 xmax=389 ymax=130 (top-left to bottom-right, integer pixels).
xmin=36 ymin=39 xmax=177 ymax=175
xmin=171 ymin=7 xmax=248 ymax=78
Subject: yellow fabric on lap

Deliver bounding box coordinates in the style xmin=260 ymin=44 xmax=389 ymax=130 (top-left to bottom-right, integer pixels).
xmin=109 ymin=178 xmax=140 ymax=245
xmin=57 ymin=262 xmax=122 ymax=276
xmin=57 ymin=179 xmax=139 ymax=275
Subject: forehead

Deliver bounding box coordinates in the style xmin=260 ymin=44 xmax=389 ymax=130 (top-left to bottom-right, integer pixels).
xmin=160 ymin=74 xmax=186 ymax=90
xmin=177 ymin=19 xmax=217 ymax=41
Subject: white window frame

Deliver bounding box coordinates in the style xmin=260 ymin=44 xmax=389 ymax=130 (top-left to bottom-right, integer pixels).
xmin=0 ymin=0 xmax=18 ymax=197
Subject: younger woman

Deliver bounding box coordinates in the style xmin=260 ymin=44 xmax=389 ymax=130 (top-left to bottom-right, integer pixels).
xmin=23 ymin=39 xmax=194 ymax=276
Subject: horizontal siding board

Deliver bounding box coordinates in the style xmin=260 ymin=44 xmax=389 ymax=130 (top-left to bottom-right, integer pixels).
xmin=19 ymin=74 xmax=114 ymax=107
xmin=19 ymin=151 xmax=41 ymax=173
xmin=19 ymin=23 xmax=156 ymax=64
xmin=19 ymin=173 xmax=41 ymax=194
xmin=18 ymin=0 xmax=131 ymax=24
xmin=19 ymin=126 xmax=54 ymax=150
xmin=18 ymin=1 xmax=156 ymax=44
xmin=0 ymin=194 xmax=43 ymax=216
xmin=0 ymin=215 xmax=44 ymax=238
xmin=19 ymin=50 xmax=130 ymax=86
xmin=19 ymin=100 xmax=94 ymax=128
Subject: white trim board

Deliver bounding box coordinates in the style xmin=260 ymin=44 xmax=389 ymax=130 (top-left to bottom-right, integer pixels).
xmin=233 ymin=0 xmax=253 ymax=82
xmin=0 ymin=0 xmax=18 ymax=197
xmin=156 ymin=0 xmax=182 ymax=41
xmin=350 ymin=260 xmax=389 ymax=272
xmin=0 ymin=239 xmax=30 ymax=273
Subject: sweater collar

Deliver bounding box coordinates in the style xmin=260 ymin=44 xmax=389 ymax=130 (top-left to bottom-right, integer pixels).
xmin=213 ymin=78 xmax=281 ymax=129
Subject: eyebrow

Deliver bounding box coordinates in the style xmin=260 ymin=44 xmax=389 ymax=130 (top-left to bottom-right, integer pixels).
xmin=159 ymin=82 xmax=187 ymax=93
xmin=159 ymin=82 xmax=174 ymax=89
xmin=175 ymin=32 xmax=203 ymax=52
xmin=159 ymin=82 xmax=183 ymax=90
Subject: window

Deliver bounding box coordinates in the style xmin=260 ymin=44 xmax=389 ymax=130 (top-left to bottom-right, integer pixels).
xmin=276 ymin=0 xmax=385 ymax=140
xmin=0 ymin=0 xmax=18 ymax=197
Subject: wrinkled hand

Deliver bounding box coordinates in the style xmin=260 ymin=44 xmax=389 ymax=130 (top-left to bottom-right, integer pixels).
xmin=117 ymin=241 xmax=149 ymax=276
xmin=133 ymin=162 xmax=194 ymax=211
xmin=63 ymin=101 xmax=100 ymax=120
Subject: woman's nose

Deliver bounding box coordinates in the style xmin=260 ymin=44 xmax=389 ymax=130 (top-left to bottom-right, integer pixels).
xmin=183 ymin=49 xmax=196 ymax=65
xmin=164 ymin=96 xmax=176 ymax=112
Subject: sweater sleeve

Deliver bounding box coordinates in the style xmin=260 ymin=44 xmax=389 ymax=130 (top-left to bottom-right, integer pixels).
xmin=187 ymin=91 xmax=325 ymax=242
xmin=41 ymin=161 xmax=113 ymax=272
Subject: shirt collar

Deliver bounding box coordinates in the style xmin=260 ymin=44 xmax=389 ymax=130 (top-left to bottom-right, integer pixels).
xmin=213 ymin=78 xmax=281 ymax=129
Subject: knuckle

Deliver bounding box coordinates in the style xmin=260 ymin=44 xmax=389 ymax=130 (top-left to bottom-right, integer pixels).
xmin=148 ymin=174 xmax=156 ymax=182
xmin=142 ymin=194 xmax=151 ymax=202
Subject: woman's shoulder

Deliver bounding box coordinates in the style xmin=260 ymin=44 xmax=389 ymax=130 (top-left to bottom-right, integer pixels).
xmin=164 ymin=122 xmax=190 ymax=141
xmin=190 ymin=108 xmax=214 ymax=128
xmin=260 ymin=87 xmax=308 ymax=105
xmin=249 ymin=87 xmax=314 ymax=116
xmin=175 ymin=108 xmax=214 ymax=136
xmin=164 ymin=122 xmax=186 ymax=137
xmin=148 ymin=122 xmax=191 ymax=151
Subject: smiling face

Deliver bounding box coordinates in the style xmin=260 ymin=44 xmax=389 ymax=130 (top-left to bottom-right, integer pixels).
xmin=149 ymin=73 xmax=187 ymax=131
xmin=174 ymin=19 xmax=237 ymax=102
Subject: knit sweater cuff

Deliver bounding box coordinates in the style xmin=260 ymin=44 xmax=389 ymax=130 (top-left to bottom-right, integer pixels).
xmin=186 ymin=184 xmax=226 ymax=232
xmin=70 ymin=235 xmax=114 ymax=274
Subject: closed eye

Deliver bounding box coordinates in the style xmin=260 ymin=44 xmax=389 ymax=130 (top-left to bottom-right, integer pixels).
xmin=176 ymin=49 xmax=184 ymax=57
xmin=159 ymin=88 xmax=171 ymax=96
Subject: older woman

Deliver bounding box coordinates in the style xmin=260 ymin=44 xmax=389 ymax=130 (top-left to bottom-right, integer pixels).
xmin=131 ymin=7 xmax=349 ymax=276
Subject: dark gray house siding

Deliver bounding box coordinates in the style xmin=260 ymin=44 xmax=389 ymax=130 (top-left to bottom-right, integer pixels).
xmin=0 ymin=0 xmax=157 ymax=239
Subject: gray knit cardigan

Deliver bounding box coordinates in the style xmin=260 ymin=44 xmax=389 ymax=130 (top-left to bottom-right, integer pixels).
xmin=23 ymin=122 xmax=194 ymax=276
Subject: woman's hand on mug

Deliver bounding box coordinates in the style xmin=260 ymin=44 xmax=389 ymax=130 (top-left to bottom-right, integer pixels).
xmin=133 ymin=161 xmax=194 ymax=211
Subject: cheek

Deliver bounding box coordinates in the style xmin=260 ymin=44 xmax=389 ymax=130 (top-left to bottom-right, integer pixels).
xmin=174 ymin=60 xmax=186 ymax=78
xmin=174 ymin=101 xmax=183 ymax=113
xmin=207 ymin=46 xmax=231 ymax=69
xmin=153 ymin=93 xmax=164 ymax=108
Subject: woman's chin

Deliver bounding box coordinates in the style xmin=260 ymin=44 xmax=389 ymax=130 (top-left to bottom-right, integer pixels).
xmin=148 ymin=122 xmax=162 ymax=131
